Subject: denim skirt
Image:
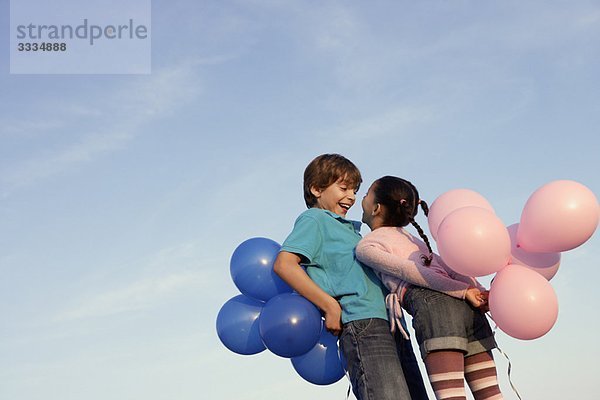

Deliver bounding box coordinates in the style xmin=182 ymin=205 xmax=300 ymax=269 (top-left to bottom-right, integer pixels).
xmin=403 ymin=286 xmax=497 ymax=359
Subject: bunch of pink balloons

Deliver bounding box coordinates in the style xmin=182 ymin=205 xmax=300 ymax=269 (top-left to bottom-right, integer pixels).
xmin=429 ymin=180 xmax=599 ymax=340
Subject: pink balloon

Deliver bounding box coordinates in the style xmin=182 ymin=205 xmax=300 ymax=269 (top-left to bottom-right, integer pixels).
xmin=507 ymin=223 xmax=560 ymax=280
xmin=489 ymin=264 xmax=559 ymax=340
xmin=428 ymin=189 xmax=495 ymax=240
xmin=517 ymin=180 xmax=599 ymax=252
xmin=437 ymin=206 xmax=511 ymax=277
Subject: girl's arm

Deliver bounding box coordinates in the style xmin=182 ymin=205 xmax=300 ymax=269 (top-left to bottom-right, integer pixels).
xmin=355 ymin=240 xmax=470 ymax=299
xmin=274 ymin=251 xmax=342 ymax=336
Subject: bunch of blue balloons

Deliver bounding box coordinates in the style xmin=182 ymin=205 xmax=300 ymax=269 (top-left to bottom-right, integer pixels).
xmin=216 ymin=237 xmax=346 ymax=385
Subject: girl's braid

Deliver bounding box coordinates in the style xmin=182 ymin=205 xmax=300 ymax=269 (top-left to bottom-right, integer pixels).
xmin=409 ymin=218 xmax=433 ymax=266
xmin=405 ymin=180 xmax=434 ymax=266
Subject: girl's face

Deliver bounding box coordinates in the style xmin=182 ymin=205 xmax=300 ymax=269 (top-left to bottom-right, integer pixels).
xmin=311 ymin=178 xmax=357 ymax=217
xmin=361 ymin=182 xmax=378 ymax=228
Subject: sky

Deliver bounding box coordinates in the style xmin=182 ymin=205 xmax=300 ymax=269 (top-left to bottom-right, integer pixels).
xmin=1 ymin=1 xmax=599 ymax=399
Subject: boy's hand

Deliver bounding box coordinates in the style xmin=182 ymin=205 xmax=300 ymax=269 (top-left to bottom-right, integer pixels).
xmin=323 ymin=300 xmax=343 ymax=336
xmin=274 ymin=251 xmax=344 ymax=335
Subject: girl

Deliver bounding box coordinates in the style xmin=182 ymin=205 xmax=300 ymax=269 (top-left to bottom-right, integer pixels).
xmin=355 ymin=176 xmax=503 ymax=400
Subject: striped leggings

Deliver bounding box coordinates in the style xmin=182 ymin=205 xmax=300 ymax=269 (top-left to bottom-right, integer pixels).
xmin=425 ymin=350 xmax=503 ymax=400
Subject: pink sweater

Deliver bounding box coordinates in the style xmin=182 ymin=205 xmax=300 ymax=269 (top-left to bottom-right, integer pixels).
xmin=356 ymin=226 xmax=484 ymax=337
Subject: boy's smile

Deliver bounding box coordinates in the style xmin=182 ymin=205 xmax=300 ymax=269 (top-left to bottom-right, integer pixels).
xmin=311 ymin=178 xmax=357 ymax=217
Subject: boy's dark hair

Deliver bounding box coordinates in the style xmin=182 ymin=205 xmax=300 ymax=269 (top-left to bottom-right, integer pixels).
xmin=372 ymin=176 xmax=434 ymax=266
xmin=303 ymin=154 xmax=362 ymax=208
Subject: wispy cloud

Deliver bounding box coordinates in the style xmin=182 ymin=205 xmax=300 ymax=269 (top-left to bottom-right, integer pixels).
xmin=53 ymin=240 xmax=217 ymax=322
xmin=0 ymin=59 xmax=207 ymax=194
xmin=1 ymin=128 xmax=136 ymax=190
xmin=319 ymin=105 xmax=435 ymax=142
xmin=0 ymin=119 xmax=67 ymax=137
xmin=54 ymin=271 xmax=205 ymax=321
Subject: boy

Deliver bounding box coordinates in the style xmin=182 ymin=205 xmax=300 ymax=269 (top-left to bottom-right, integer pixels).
xmin=274 ymin=154 xmax=427 ymax=400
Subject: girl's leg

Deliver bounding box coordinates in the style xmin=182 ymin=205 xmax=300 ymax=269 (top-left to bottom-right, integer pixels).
xmin=464 ymin=351 xmax=503 ymax=400
xmin=423 ymin=350 xmax=467 ymax=400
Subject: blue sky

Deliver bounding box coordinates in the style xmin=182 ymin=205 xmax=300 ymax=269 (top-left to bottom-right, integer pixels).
xmin=1 ymin=1 xmax=599 ymax=399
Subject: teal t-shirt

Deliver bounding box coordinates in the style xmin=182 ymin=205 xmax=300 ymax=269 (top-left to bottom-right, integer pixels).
xmin=281 ymin=208 xmax=388 ymax=324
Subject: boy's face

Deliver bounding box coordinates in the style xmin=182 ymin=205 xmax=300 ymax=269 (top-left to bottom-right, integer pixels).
xmin=310 ymin=178 xmax=357 ymax=217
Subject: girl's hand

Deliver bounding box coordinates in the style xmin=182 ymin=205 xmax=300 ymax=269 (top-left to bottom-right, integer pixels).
xmin=478 ymin=290 xmax=490 ymax=313
xmin=465 ymin=287 xmax=487 ymax=309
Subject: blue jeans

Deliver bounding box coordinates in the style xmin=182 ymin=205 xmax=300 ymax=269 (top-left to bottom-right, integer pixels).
xmin=394 ymin=326 xmax=429 ymax=400
xmin=340 ymin=318 xmax=426 ymax=400
xmin=404 ymin=287 xmax=496 ymax=359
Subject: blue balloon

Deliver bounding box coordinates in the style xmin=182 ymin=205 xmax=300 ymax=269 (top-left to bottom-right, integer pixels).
xmin=291 ymin=329 xmax=346 ymax=385
xmin=259 ymin=293 xmax=322 ymax=358
xmin=216 ymin=294 xmax=266 ymax=355
xmin=230 ymin=237 xmax=292 ymax=302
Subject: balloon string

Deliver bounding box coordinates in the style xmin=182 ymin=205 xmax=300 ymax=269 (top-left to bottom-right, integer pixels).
xmin=337 ymin=343 xmax=352 ymax=400
xmin=486 ymin=313 xmax=524 ymax=400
